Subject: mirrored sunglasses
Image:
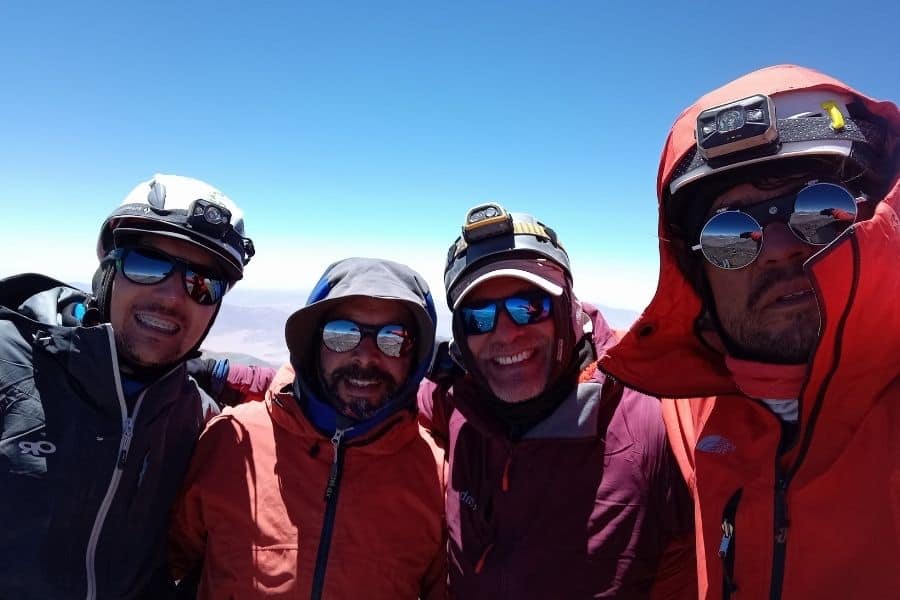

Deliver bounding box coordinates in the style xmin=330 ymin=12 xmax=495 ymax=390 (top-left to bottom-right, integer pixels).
xmin=321 ymin=319 xmax=415 ymax=358
xmin=458 ymin=292 xmax=553 ymax=335
xmin=109 ymin=247 xmax=229 ymax=305
xmin=692 ymin=182 xmax=861 ymax=270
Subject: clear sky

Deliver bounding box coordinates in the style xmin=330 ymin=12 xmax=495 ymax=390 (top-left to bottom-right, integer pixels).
xmin=1 ymin=0 xmax=897 ymax=314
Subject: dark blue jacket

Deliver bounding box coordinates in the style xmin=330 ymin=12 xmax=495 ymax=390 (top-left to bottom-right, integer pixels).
xmin=0 ymin=274 xmax=215 ymax=599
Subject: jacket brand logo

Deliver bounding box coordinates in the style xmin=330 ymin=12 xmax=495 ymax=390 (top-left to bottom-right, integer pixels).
xmin=19 ymin=440 xmax=57 ymax=456
xmin=459 ymin=490 xmax=479 ymax=511
xmin=696 ymin=435 xmax=736 ymax=455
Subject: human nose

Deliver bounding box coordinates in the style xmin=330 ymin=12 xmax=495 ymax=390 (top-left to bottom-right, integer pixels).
xmin=758 ymin=222 xmax=812 ymax=265
xmin=491 ymin=308 xmax=524 ymax=341
xmin=350 ymin=333 xmax=383 ymax=364
xmin=148 ymin=270 xmax=186 ymax=304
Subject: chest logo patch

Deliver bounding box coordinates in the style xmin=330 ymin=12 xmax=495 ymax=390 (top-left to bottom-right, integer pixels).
xmin=696 ymin=435 xmax=736 ymax=455
xmin=19 ymin=440 xmax=57 ymax=456
xmin=459 ymin=490 xmax=479 ymax=512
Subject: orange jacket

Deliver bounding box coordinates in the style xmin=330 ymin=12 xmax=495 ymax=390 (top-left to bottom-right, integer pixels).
xmin=601 ymin=65 xmax=900 ymax=599
xmin=169 ymin=392 xmax=448 ymax=599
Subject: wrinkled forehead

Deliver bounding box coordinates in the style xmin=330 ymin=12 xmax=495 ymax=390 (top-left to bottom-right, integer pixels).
xmin=324 ymin=296 xmax=415 ymax=327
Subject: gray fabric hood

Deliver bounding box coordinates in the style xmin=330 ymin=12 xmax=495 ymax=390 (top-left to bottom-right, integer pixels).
xmin=285 ymin=257 xmax=437 ymax=377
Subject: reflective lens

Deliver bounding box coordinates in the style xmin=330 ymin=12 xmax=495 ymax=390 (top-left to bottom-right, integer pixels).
xmin=321 ymin=319 xmax=414 ymax=358
xmin=182 ymin=269 xmax=227 ymax=305
xmin=789 ymin=182 xmax=858 ymax=244
xmin=459 ymin=293 xmax=553 ymax=335
xmin=116 ymin=248 xmax=227 ymax=305
xmin=120 ymin=249 xmax=174 ymax=284
xmin=695 ymin=183 xmax=859 ymax=270
xmin=697 ymin=211 xmax=763 ymax=270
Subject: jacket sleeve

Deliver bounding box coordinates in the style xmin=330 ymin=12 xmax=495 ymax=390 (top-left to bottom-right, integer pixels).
xmin=219 ymin=363 xmax=277 ymax=405
xmin=630 ymin=394 xmax=698 ymax=599
xmin=419 ymin=532 xmax=449 ymax=600
xmin=265 ymin=363 xmax=297 ymax=400
xmin=168 ymin=471 xmax=206 ymax=581
xmin=168 ymin=415 xmax=234 ymax=581
xmin=648 ymin=441 xmax=698 ymax=600
xmin=417 ymin=380 xmax=454 ymax=450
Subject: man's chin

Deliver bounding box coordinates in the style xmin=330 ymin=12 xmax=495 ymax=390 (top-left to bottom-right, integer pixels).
xmin=334 ymin=393 xmax=391 ymax=420
xmin=117 ymin=346 xmax=182 ymax=372
xmin=736 ymin=330 xmax=816 ymax=364
xmin=489 ymin=382 xmax=545 ymax=404
xmin=338 ymin=403 xmax=386 ymax=421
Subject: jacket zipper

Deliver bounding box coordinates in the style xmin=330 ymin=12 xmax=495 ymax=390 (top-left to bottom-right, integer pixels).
xmin=769 ymin=471 xmax=790 ymax=600
xmin=84 ymin=326 xmax=146 ymax=600
xmin=310 ymin=427 xmax=347 ymax=600
xmin=719 ymin=489 xmax=742 ymax=600
xmin=768 ymin=230 xmax=861 ymax=600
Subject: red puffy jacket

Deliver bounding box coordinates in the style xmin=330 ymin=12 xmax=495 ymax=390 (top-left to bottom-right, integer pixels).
xmin=602 ymin=65 xmax=900 ymax=599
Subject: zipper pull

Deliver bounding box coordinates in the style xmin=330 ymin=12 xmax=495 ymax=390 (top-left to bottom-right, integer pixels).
xmin=324 ymin=428 xmax=346 ymax=502
xmin=118 ymin=417 xmax=134 ymax=468
xmin=718 ymin=518 xmax=734 ymax=558
xmin=774 ymin=479 xmax=789 ymax=544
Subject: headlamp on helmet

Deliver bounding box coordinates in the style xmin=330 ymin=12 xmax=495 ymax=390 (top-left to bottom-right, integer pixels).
xmin=186 ymin=198 xmax=256 ymax=265
xmin=189 ymin=198 xmax=231 ymax=235
xmin=444 ymin=202 xmax=571 ymax=306
xmin=668 ymin=89 xmax=886 ymax=197
xmin=697 ymin=94 xmax=778 ymax=161
xmin=463 ymin=203 xmax=514 ymax=243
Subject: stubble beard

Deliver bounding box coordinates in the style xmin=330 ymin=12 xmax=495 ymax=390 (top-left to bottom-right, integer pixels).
xmin=725 ymin=308 xmax=820 ymax=364
xmin=322 ymin=365 xmax=400 ymax=421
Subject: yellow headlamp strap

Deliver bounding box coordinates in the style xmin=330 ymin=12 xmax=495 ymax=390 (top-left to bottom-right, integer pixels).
xmin=453 ymin=220 xmax=557 ymax=258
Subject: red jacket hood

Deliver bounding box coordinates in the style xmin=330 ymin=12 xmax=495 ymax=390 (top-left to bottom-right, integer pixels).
xmin=603 ymin=65 xmax=900 ymax=399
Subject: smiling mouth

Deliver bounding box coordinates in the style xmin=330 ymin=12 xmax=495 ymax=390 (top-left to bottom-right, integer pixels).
xmin=492 ymin=349 xmax=535 ymax=366
xmin=346 ymin=377 xmax=381 ymax=388
xmin=135 ymin=312 xmax=181 ymax=334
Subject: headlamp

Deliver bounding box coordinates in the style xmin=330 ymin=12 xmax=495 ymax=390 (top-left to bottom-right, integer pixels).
xmin=696 ymin=94 xmax=778 ymax=160
xmin=462 ymin=203 xmax=513 ymax=243
xmin=187 ymin=199 xmax=232 ymax=239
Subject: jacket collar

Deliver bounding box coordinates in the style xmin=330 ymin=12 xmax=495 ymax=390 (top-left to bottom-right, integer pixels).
xmin=33 ymin=321 xmax=190 ymax=420
xmin=268 ymin=390 xmax=418 ymax=454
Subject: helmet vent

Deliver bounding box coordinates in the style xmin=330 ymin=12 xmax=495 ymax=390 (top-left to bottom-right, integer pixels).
xmin=148 ymin=179 xmax=167 ymax=209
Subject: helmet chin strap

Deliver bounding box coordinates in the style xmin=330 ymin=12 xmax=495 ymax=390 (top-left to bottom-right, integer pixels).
xmin=88 ymin=261 xmax=117 ymax=324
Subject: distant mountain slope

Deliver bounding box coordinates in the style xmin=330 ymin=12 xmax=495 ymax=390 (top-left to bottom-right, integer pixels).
xmin=200 ymin=349 xmax=278 ymax=368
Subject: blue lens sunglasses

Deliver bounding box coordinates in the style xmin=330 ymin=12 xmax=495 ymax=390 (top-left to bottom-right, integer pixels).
xmin=458 ymin=292 xmax=553 ymax=335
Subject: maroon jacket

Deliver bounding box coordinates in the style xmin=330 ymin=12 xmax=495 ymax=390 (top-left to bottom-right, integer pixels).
xmin=418 ymin=305 xmax=696 ymax=599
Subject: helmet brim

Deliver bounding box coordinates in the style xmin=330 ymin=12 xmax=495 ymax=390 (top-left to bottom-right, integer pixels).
xmin=112 ymin=227 xmax=243 ymax=281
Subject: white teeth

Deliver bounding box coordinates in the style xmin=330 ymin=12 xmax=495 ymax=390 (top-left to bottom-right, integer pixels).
xmin=494 ymin=350 xmax=533 ymax=366
xmin=347 ymin=378 xmax=378 ymax=387
xmin=135 ymin=313 xmax=179 ymax=333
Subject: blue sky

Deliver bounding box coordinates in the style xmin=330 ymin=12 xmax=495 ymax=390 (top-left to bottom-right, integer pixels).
xmin=1 ymin=0 xmax=897 ymax=313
